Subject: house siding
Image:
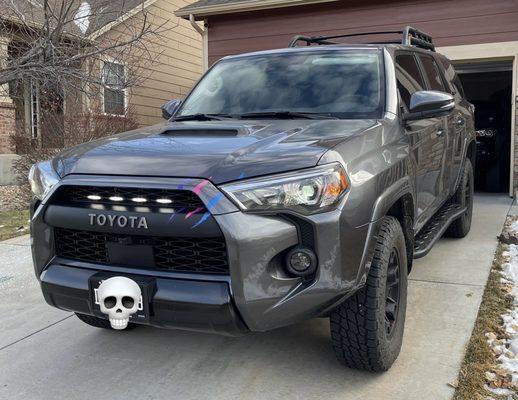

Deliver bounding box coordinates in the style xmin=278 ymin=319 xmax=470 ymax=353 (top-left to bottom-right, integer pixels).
xmin=102 ymin=0 xmax=203 ymax=127
xmin=514 ymin=95 xmax=518 ymax=192
xmin=206 ymin=0 xmax=518 ymax=65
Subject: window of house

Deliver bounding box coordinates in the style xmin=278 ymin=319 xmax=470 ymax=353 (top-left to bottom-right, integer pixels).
xmin=395 ymin=53 xmax=426 ymax=110
xmin=102 ymin=61 xmax=126 ymax=115
xmin=418 ymin=55 xmax=446 ymax=92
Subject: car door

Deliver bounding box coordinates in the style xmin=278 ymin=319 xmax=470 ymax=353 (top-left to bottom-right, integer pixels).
xmin=416 ymin=53 xmax=454 ymax=200
xmin=395 ymin=52 xmax=447 ymax=230
xmin=436 ymin=57 xmax=473 ymax=194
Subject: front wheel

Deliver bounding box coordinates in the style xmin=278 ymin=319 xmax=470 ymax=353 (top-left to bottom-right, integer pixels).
xmin=330 ymin=216 xmax=408 ymax=371
xmin=445 ymin=159 xmax=474 ymax=238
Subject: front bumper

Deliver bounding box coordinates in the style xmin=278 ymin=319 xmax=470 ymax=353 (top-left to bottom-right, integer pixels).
xmin=32 ymin=175 xmax=375 ymax=334
xmin=41 ymin=263 xmax=247 ymax=335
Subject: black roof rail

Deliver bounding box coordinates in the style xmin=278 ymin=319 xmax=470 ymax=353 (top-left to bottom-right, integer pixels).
xmin=288 ymin=26 xmax=435 ymax=52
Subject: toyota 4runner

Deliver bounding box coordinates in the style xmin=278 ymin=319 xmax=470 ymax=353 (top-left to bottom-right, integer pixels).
xmin=29 ymin=27 xmax=475 ymax=371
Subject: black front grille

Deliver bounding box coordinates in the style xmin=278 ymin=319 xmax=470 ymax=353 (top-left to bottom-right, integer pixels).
xmin=56 ymin=186 xmax=206 ymax=212
xmin=54 ymin=228 xmax=229 ymax=274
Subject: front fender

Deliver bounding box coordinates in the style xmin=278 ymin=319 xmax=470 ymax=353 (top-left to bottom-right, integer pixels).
xmin=371 ymin=176 xmax=414 ymax=222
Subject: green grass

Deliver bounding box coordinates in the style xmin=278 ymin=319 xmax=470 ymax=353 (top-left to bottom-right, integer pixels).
xmin=453 ymin=242 xmax=515 ymax=400
xmin=0 ymin=209 xmax=30 ymax=241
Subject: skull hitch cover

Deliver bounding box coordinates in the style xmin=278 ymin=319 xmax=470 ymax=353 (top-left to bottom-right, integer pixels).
xmin=96 ymin=277 xmax=142 ymax=330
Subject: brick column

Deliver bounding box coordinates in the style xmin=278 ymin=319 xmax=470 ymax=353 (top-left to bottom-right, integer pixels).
xmin=0 ymin=37 xmax=15 ymax=154
xmin=0 ymin=102 xmax=15 ymax=154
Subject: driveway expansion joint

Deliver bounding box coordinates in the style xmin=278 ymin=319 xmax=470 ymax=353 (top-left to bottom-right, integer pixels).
xmin=408 ymin=277 xmax=485 ymax=288
xmin=0 ymin=315 xmax=73 ymax=352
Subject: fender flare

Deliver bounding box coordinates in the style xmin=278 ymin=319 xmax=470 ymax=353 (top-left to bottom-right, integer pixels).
xmin=354 ymin=177 xmax=415 ymax=287
xmin=453 ymin=138 xmax=476 ymax=192
xmin=370 ymin=176 xmax=414 ymax=223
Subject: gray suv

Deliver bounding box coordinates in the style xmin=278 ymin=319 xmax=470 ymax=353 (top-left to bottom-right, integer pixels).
xmin=29 ymin=27 xmax=475 ymax=371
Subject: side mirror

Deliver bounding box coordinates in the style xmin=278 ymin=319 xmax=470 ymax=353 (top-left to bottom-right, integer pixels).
xmin=161 ymin=99 xmax=182 ymax=120
xmin=403 ymin=91 xmax=455 ymax=121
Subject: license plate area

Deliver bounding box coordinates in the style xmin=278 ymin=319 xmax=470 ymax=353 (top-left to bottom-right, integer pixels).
xmin=106 ymin=240 xmax=154 ymax=268
xmin=89 ymin=273 xmax=156 ymax=324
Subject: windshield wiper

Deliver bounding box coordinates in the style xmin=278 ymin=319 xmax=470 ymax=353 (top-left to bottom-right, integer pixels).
xmin=173 ymin=113 xmax=234 ymax=121
xmin=238 ymin=111 xmax=338 ymax=120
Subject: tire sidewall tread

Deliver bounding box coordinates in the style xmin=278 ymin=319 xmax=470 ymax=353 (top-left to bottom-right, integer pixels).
xmin=445 ymin=159 xmax=474 ymax=238
xmin=330 ymin=216 xmax=408 ymax=372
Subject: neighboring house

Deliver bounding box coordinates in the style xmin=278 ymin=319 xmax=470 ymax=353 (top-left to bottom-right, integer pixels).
xmin=99 ymin=0 xmax=203 ymax=128
xmin=176 ymin=0 xmax=518 ymax=197
xmin=0 ymin=0 xmax=202 ymax=184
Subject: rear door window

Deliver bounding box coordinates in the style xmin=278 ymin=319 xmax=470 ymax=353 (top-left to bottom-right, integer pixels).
xmin=418 ymin=55 xmax=446 ymax=92
xmin=395 ymin=53 xmax=426 ymax=110
xmin=452 ymin=74 xmax=465 ymax=97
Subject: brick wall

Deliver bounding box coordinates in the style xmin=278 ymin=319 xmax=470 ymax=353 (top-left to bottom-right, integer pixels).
xmin=0 ymin=102 xmax=15 ymax=154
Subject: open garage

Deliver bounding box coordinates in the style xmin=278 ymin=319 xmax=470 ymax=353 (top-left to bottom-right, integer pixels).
xmin=456 ymin=62 xmax=513 ymax=192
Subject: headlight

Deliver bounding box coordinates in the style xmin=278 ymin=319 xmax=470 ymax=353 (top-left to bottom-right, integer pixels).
xmin=221 ymin=163 xmax=349 ymax=214
xmin=28 ymin=161 xmax=60 ymax=200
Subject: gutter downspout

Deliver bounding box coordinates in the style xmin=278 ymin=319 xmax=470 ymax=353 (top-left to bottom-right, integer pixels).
xmin=190 ymin=14 xmax=209 ymax=72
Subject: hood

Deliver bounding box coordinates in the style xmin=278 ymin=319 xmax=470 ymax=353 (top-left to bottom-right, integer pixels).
xmin=54 ymin=119 xmax=378 ymax=184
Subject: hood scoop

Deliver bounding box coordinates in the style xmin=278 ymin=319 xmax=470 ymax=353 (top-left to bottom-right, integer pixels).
xmin=161 ymin=126 xmax=239 ymax=137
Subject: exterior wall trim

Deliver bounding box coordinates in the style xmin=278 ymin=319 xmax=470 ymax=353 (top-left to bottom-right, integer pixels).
xmin=175 ymin=0 xmax=338 ymax=19
xmin=189 ymin=15 xmax=209 ymax=72
xmin=437 ymin=41 xmax=518 ymax=197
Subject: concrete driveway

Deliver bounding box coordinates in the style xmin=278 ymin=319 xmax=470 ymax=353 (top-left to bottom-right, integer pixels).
xmin=0 ymin=194 xmax=513 ymax=400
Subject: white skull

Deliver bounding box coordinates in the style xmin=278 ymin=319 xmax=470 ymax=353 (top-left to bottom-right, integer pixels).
xmin=97 ymin=277 xmax=141 ymax=330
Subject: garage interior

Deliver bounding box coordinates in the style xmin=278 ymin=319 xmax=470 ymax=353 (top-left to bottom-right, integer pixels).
xmin=455 ymin=61 xmax=513 ymax=193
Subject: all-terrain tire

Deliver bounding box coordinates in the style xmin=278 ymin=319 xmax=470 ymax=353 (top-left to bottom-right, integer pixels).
xmin=445 ymin=159 xmax=474 ymax=238
xmin=330 ymin=216 xmax=408 ymax=372
xmin=75 ymin=313 xmax=138 ymax=330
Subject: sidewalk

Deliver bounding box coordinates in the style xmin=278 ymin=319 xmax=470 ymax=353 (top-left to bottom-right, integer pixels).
xmin=0 ymin=194 xmax=513 ymax=400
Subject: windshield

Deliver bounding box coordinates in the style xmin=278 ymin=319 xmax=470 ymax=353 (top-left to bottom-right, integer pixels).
xmin=177 ymin=50 xmax=385 ymax=119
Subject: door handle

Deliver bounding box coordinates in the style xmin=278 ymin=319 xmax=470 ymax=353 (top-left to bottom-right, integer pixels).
xmin=436 ymin=128 xmax=445 ymax=137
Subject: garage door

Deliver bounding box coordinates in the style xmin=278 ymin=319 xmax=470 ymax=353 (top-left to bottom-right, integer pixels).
xmin=453 ymin=60 xmax=513 ymax=74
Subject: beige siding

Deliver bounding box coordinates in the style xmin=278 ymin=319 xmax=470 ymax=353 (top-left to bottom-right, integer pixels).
xmin=101 ymin=0 xmax=203 ymax=126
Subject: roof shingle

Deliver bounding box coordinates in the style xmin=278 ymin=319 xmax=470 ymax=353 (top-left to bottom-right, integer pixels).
xmin=176 ymin=0 xmax=338 ymax=18
xmin=0 ymin=0 xmax=146 ymax=37
xmin=179 ymin=0 xmax=243 ymax=13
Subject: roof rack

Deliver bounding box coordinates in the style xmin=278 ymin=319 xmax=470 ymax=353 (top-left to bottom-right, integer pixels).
xmin=288 ymin=26 xmax=435 ymax=52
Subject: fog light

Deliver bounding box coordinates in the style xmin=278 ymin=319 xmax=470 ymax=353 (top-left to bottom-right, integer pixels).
xmin=286 ymin=247 xmax=317 ymax=277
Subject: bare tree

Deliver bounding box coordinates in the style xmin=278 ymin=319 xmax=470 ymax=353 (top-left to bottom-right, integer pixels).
xmin=0 ymin=0 xmax=167 ymax=98
xmin=0 ymin=0 xmax=171 ymax=187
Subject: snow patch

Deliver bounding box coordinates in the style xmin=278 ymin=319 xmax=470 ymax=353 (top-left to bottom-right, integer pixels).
xmin=492 ymin=242 xmax=518 ymax=389
xmin=484 ymin=384 xmax=514 ymax=396
xmin=74 ymin=2 xmax=91 ymax=34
